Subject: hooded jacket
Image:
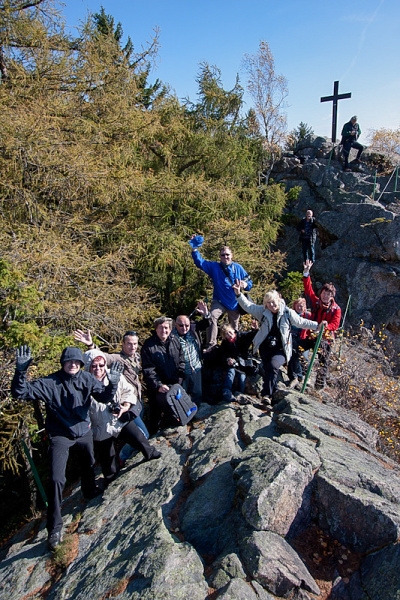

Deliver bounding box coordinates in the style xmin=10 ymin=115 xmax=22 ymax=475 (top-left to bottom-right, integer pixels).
xmin=236 ymin=293 xmax=319 ymax=363
xmin=11 ymin=349 xmax=118 ymax=439
xmin=84 ymin=348 xmax=138 ymax=441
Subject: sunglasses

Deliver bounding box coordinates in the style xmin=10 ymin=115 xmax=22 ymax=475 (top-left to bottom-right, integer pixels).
xmin=91 ymin=363 xmax=106 ymax=369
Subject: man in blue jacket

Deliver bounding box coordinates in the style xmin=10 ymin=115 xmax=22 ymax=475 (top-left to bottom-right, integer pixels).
xmin=11 ymin=345 xmax=122 ymax=551
xmin=190 ymin=236 xmax=252 ymax=348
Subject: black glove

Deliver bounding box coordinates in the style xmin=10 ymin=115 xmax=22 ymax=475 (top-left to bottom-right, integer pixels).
xmin=15 ymin=345 xmax=33 ymax=372
xmin=108 ymin=361 xmax=124 ymax=386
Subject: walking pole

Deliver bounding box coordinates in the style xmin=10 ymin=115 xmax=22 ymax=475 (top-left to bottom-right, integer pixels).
xmin=301 ymin=325 xmax=324 ymax=393
xmin=372 ymin=170 xmax=377 ymax=200
xmin=395 ymin=166 xmax=399 ymax=193
xmin=338 ymin=295 xmax=351 ymax=360
xmin=21 ymin=439 xmax=48 ymax=507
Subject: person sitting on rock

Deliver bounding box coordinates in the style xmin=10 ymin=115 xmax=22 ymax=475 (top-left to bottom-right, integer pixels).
xmin=218 ymin=324 xmax=257 ymax=402
xmin=340 ymin=115 xmax=364 ymax=172
xmin=85 ymin=349 xmax=161 ymax=479
xmin=232 ymin=284 xmax=324 ymax=401
xmin=301 ymin=260 xmax=342 ymax=389
xmin=11 ymin=346 xmax=123 ymax=551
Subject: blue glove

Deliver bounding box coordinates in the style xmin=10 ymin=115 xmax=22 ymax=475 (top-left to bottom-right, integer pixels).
xmin=189 ymin=235 xmax=204 ymax=249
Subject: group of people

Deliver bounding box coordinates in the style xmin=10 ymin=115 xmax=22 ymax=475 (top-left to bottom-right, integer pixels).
xmin=10 ymin=235 xmax=342 ymax=552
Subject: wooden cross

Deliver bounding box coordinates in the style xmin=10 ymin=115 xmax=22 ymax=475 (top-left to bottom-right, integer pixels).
xmin=321 ymin=81 xmax=351 ymax=143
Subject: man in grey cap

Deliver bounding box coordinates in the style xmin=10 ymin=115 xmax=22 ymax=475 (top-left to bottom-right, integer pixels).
xmin=340 ymin=115 xmax=364 ymax=171
xmin=11 ymin=345 xmax=123 ymax=551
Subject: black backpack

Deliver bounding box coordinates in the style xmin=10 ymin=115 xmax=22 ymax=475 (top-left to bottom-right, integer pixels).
xmin=163 ymin=384 xmax=197 ymax=426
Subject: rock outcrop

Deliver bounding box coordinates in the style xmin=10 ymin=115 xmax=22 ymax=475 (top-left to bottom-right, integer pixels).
xmin=1 ymin=391 xmax=400 ymax=599
xmin=272 ymin=137 xmax=400 ymax=370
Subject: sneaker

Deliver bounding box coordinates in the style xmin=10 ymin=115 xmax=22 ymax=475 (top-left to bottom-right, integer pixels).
xmin=288 ymin=377 xmax=299 ymax=389
xmin=261 ymin=395 xmax=272 ymax=405
xmin=48 ymin=530 xmax=62 ymax=552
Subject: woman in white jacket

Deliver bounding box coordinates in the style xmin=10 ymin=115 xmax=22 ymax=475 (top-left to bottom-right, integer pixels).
xmin=85 ymin=350 xmax=161 ymax=485
xmin=232 ymin=283 xmax=325 ymax=399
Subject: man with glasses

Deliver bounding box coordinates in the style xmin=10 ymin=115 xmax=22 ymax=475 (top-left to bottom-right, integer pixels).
xmin=74 ymin=329 xmax=147 ymax=438
xmin=190 ymin=237 xmax=253 ymax=349
xmin=173 ymin=301 xmax=211 ymax=406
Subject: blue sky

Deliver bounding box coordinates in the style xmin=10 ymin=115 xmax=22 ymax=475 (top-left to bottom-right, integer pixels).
xmin=62 ymin=0 xmax=399 ymax=144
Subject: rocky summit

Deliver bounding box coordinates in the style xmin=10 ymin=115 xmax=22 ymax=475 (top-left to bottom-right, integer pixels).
xmin=1 ymin=389 xmax=400 ymax=599
xmin=272 ymin=136 xmax=400 ymax=369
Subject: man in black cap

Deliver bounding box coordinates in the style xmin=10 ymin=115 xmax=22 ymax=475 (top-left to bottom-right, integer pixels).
xmin=11 ymin=345 xmax=123 ymax=551
xmin=340 ymin=115 xmax=364 ymax=171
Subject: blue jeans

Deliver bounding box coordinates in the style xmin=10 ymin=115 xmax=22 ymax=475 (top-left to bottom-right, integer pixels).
xmin=223 ymin=368 xmax=246 ymax=398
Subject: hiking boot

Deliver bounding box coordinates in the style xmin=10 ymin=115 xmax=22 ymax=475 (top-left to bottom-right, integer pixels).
xmin=146 ymin=448 xmax=162 ymax=461
xmin=84 ymin=486 xmax=103 ymax=501
xmin=48 ymin=530 xmax=62 ymax=552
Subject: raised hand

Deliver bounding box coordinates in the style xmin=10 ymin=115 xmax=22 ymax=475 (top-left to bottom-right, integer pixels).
xmin=73 ymin=329 xmax=93 ymax=347
xmin=15 ymin=345 xmax=33 ymax=372
xmin=108 ymin=361 xmax=124 ymax=385
xmin=196 ymin=300 xmax=209 ymax=316
xmin=188 ymin=234 xmax=204 ymax=249
xmin=303 ymin=260 xmax=313 ymax=275
xmin=232 ymin=279 xmax=242 ymax=297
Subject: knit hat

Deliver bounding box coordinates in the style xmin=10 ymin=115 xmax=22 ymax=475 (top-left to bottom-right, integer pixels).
xmin=60 ymin=347 xmax=84 ymax=366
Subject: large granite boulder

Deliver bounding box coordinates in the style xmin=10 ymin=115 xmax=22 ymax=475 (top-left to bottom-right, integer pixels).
xmin=1 ymin=393 xmax=400 ymax=598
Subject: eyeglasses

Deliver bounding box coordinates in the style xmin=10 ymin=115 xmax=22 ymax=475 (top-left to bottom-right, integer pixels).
xmin=220 ymin=254 xmax=231 ymax=257
xmin=176 ymin=322 xmax=190 ymax=328
xmin=91 ymin=363 xmax=106 ymax=369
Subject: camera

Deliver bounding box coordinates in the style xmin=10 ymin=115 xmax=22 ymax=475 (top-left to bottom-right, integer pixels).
xmin=108 ymin=399 xmax=121 ymax=413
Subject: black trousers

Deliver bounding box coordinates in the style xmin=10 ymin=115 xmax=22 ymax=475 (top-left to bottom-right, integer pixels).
xmin=47 ymin=430 xmax=96 ymax=534
xmin=259 ymin=348 xmax=286 ymax=396
xmin=95 ymin=421 xmax=156 ymax=479
xmin=342 ymin=140 xmax=363 ymax=168
xmin=300 ymin=338 xmax=332 ymax=388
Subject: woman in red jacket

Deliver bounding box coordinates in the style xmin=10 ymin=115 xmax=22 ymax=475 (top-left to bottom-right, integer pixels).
xmin=301 ymin=260 xmax=342 ymax=389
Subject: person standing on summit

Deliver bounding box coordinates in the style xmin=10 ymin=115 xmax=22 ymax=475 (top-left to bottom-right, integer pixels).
xmin=189 ymin=235 xmax=252 ymax=349
xmin=297 ymin=209 xmax=318 ymax=263
xmin=340 ymin=115 xmax=364 ymax=172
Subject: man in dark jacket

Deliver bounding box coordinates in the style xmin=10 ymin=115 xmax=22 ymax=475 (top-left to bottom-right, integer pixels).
xmin=297 ymin=209 xmax=318 ymax=263
xmin=11 ymin=346 xmax=122 ymax=551
xmin=141 ymin=317 xmax=185 ymax=433
xmin=340 ymin=115 xmax=364 ymax=171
